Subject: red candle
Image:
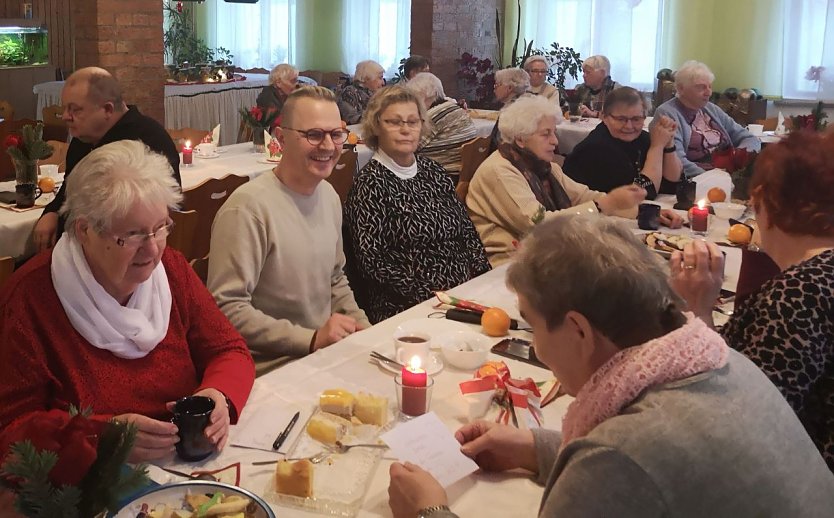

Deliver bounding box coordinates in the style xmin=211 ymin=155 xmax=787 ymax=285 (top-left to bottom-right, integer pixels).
xmin=400 ymin=356 xmax=428 ymax=416
xmin=182 ymin=140 xmax=193 ymax=166
xmin=690 ymin=199 xmax=709 ymax=233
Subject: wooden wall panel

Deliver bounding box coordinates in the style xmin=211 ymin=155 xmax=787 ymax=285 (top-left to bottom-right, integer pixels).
xmin=0 ymin=0 xmax=74 ymax=74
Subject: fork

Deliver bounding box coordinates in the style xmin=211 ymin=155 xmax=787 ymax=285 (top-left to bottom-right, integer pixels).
xmin=370 ymin=351 xmax=404 ymax=368
xmin=251 ymin=442 xmax=388 ymax=466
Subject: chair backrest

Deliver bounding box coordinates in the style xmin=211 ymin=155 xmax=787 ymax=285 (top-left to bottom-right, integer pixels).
xmin=167 ymin=128 xmax=211 ymax=152
xmin=168 ymin=209 xmax=199 ymax=261
xmin=182 ymin=174 xmax=250 ymax=260
xmin=191 ymin=255 xmax=210 ymax=286
xmin=455 ymin=136 xmax=491 ymax=203
xmin=41 ymin=105 xmax=64 ymax=125
xmin=326 ymin=148 xmax=358 ymax=204
xmin=0 ymin=256 xmax=14 ymax=294
xmin=0 ymin=118 xmax=39 ymax=181
xmin=0 ymin=100 xmax=14 ymax=121
xmin=244 ymin=67 xmax=270 ymax=74
xmin=299 ymin=69 xmax=324 ymax=85
xmin=40 ymin=140 xmax=69 ymax=173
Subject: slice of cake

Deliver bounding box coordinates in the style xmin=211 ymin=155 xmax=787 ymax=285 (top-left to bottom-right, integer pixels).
xmin=275 ymin=459 xmax=313 ymax=498
xmin=306 ymin=412 xmax=351 ymax=445
xmin=319 ymin=389 xmax=355 ymax=418
xmin=353 ymin=392 xmax=388 ymax=426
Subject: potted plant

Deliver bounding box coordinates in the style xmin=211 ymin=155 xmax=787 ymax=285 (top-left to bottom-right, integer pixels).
xmin=3 ymin=123 xmax=53 ymax=208
xmin=239 ymin=106 xmax=280 ymax=152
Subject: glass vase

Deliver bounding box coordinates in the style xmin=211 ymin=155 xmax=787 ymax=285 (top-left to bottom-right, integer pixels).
xmin=13 ymin=158 xmax=39 ymax=209
xmin=252 ymin=127 xmax=266 ymax=153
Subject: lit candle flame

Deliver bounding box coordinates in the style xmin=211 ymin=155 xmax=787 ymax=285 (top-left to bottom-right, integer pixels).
xmin=408 ymin=355 xmax=423 ymax=371
xmin=697 ymin=199 xmax=706 ymax=210
xmin=184 ymin=140 xmax=192 ymax=150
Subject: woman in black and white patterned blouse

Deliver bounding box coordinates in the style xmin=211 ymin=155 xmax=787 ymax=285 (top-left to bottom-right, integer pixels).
xmin=671 ymin=131 xmax=834 ymax=471
xmin=344 ymin=85 xmax=490 ymax=323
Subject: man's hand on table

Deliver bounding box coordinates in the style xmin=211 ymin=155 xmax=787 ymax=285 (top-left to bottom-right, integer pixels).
xmin=456 ymin=420 xmax=538 ymax=473
xmin=669 ymin=240 xmax=725 ymax=326
xmin=33 ymin=212 xmax=58 ymax=251
xmin=312 ymin=313 xmax=365 ymax=351
xmin=659 ymin=209 xmax=683 ymax=229
xmin=388 ymin=462 xmax=449 ymax=518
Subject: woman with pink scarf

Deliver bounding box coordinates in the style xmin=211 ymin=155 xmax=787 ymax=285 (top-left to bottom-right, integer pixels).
xmin=387 ymin=215 xmax=834 ymax=518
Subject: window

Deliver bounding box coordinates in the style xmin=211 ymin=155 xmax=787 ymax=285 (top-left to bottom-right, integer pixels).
xmin=205 ymin=0 xmax=296 ymax=71
xmin=782 ymin=0 xmax=834 ymax=100
xmin=520 ymin=0 xmax=663 ymax=91
xmin=341 ymin=0 xmax=411 ymax=76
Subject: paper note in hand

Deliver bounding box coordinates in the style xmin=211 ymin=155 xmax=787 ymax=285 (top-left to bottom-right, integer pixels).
xmin=381 ymin=412 xmax=478 ymax=488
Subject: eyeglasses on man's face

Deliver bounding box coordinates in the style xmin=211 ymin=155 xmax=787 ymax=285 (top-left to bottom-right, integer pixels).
xmin=110 ymin=221 xmax=175 ymax=249
xmin=607 ymin=115 xmax=646 ymax=126
xmin=281 ymin=127 xmax=349 ymax=145
xmin=381 ymin=118 xmax=423 ymax=131
xmin=529 ymin=69 xmax=548 ymax=75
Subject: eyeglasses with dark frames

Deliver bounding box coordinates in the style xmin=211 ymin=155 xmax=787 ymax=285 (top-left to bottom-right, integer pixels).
xmin=281 ymin=127 xmax=349 ymax=145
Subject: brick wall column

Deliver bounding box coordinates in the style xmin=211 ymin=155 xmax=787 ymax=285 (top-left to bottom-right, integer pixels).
xmin=411 ymin=0 xmax=504 ymax=98
xmin=71 ymin=0 xmax=165 ymax=123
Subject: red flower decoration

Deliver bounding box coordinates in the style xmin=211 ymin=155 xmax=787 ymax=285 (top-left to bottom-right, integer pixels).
xmin=3 ymin=134 xmax=22 ymax=150
xmin=249 ymin=106 xmax=263 ymax=120
xmin=712 ymin=147 xmax=753 ymax=173
xmin=0 ymin=410 xmax=106 ymax=488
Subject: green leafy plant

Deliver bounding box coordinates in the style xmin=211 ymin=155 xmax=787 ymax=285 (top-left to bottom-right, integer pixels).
xmin=0 ymin=36 xmax=26 ymax=66
xmin=3 ymin=123 xmax=53 ymax=162
xmin=387 ymin=57 xmax=407 ymax=85
xmin=163 ymin=2 xmax=213 ymax=66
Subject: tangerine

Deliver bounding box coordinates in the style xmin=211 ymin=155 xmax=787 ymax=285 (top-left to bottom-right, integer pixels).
xmin=707 ymin=187 xmax=727 ymax=203
xmin=481 ymin=307 xmax=511 ymax=337
xmin=38 ymin=176 xmax=56 ymax=193
xmin=347 ymin=132 xmax=359 ymax=145
xmin=727 ymin=224 xmax=752 ymax=245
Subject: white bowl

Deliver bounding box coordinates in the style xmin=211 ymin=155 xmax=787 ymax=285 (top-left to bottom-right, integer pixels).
xmin=113 ymin=480 xmax=275 ymax=517
xmin=711 ymin=202 xmax=746 ymax=220
xmin=436 ymin=330 xmax=492 ymax=370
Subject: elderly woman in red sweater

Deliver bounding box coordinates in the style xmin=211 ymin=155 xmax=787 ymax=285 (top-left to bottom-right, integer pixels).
xmin=0 ymin=140 xmax=255 ymax=463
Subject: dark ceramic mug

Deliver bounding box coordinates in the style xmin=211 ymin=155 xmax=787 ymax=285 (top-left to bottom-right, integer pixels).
xmin=638 ymin=203 xmax=661 ymax=230
xmin=171 ymin=395 xmax=215 ymax=462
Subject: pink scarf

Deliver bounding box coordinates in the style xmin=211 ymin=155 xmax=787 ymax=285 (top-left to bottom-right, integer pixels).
xmin=559 ymin=315 xmax=729 ymax=452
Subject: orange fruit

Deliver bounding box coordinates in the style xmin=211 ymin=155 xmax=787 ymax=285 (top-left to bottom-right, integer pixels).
xmin=727 ymin=224 xmax=752 ymax=245
xmin=481 ymin=307 xmax=511 ymax=337
xmin=707 ymin=187 xmax=727 ymax=203
xmin=38 ymin=176 xmax=56 ymax=193
xmin=347 ymin=132 xmax=358 ymax=145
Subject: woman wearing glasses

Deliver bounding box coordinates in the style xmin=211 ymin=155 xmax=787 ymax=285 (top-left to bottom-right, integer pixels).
xmin=344 ymin=85 xmax=490 ymax=323
xmin=563 ymin=87 xmax=683 ymax=199
xmin=0 ymin=141 xmax=255 ymax=463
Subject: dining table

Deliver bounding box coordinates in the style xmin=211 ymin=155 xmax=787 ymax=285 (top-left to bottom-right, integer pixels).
xmin=141 ymin=195 xmax=743 ymax=516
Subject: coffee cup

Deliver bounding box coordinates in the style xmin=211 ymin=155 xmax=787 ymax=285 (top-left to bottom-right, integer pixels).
xmin=747 ymin=124 xmax=764 ymax=136
xmin=171 ymin=395 xmax=215 ymax=461
xmin=394 ymin=331 xmax=431 ymax=367
xmin=638 ymin=203 xmax=661 ymax=230
xmin=195 ymin=142 xmax=216 ymax=157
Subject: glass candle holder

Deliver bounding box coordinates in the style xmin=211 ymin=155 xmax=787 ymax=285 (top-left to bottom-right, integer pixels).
xmin=395 ymin=375 xmax=435 ymax=418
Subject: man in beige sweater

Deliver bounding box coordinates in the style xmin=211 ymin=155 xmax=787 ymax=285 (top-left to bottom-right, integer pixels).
xmin=208 ymin=87 xmax=369 ymax=374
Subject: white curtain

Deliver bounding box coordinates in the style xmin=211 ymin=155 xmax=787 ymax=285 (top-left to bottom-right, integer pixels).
xmin=782 ymin=0 xmax=834 ymax=100
xmin=519 ymin=0 xmax=662 ymax=91
xmin=204 ymin=0 xmax=296 ymax=71
xmin=341 ymin=0 xmax=411 ymax=77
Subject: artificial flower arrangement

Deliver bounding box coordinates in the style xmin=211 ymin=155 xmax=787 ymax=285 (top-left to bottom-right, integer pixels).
xmin=0 ymin=406 xmax=147 ymax=518
xmin=790 ymin=101 xmax=828 ymax=133
xmin=3 ymin=123 xmax=54 ymax=184
xmin=238 ymin=105 xmax=280 ymax=131
xmin=711 ymin=147 xmax=758 ymax=200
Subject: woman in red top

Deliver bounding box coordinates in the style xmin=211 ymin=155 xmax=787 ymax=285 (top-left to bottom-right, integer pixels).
xmin=0 ymin=141 xmax=255 ymax=463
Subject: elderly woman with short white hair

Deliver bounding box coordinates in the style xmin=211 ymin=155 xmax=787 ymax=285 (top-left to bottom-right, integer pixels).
xmin=523 ymin=55 xmax=559 ymax=104
xmin=489 ymin=67 xmax=537 ymax=151
xmin=467 ymin=95 xmax=653 ymax=266
xmin=0 ymin=140 xmax=255 ymax=463
xmin=337 ymin=59 xmax=385 ymax=124
xmin=405 ymin=72 xmax=477 ymax=174
xmin=653 ymin=60 xmax=761 ymax=178
xmin=387 ymin=215 xmax=834 ymax=518
xmin=256 ymin=63 xmax=298 ymax=128
xmin=575 ymin=55 xmax=621 ymax=118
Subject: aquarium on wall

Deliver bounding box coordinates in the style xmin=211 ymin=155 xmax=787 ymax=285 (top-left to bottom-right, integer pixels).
xmin=0 ymin=23 xmax=48 ymax=68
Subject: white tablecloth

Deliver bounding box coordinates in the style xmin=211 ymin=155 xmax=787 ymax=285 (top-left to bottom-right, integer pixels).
xmin=33 ymin=75 xmax=271 ymax=146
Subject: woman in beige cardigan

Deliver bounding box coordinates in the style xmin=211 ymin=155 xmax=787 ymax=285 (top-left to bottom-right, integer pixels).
xmin=466 ymin=95 xmax=681 ymax=266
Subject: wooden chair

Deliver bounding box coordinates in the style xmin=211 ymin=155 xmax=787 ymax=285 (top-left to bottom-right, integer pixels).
xmin=191 ymin=255 xmax=210 ymax=285
xmin=167 ymin=128 xmax=211 ymax=152
xmin=168 ymin=210 xmax=199 ymax=260
xmin=0 ymin=100 xmax=14 ymax=121
xmin=41 ymin=104 xmax=68 ymax=142
xmin=0 ymin=256 xmax=14 ymax=293
xmin=327 ymin=148 xmax=358 ymax=204
xmin=455 ymin=136 xmax=491 ymax=203
xmin=182 ymin=175 xmax=250 ymax=260
xmin=39 ymin=140 xmax=69 ymax=173
xmin=0 ymin=118 xmax=38 ymax=181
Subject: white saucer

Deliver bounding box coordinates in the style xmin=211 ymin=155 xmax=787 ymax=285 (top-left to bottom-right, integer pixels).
xmin=258 ymin=157 xmax=281 ymax=164
xmin=377 ymin=350 xmax=444 ymax=376
xmin=196 ymin=153 xmax=220 ymax=159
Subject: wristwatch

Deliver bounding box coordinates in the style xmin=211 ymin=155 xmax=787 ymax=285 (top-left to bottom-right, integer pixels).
xmin=663 ymin=145 xmax=677 ymax=153
xmin=417 ymin=505 xmax=452 ymax=517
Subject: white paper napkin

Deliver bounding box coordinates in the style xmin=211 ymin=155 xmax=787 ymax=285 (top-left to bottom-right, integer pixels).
xmin=692 ymin=169 xmax=733 ymax=201
xmin=775 ymin=111 xmax=786 ymax=135
xmin=212 ymin=124 xmax=221 ymax=144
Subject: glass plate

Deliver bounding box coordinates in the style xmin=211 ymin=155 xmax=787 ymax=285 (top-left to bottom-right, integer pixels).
xmin=264 ymin=405 xmax=396 ymax=517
